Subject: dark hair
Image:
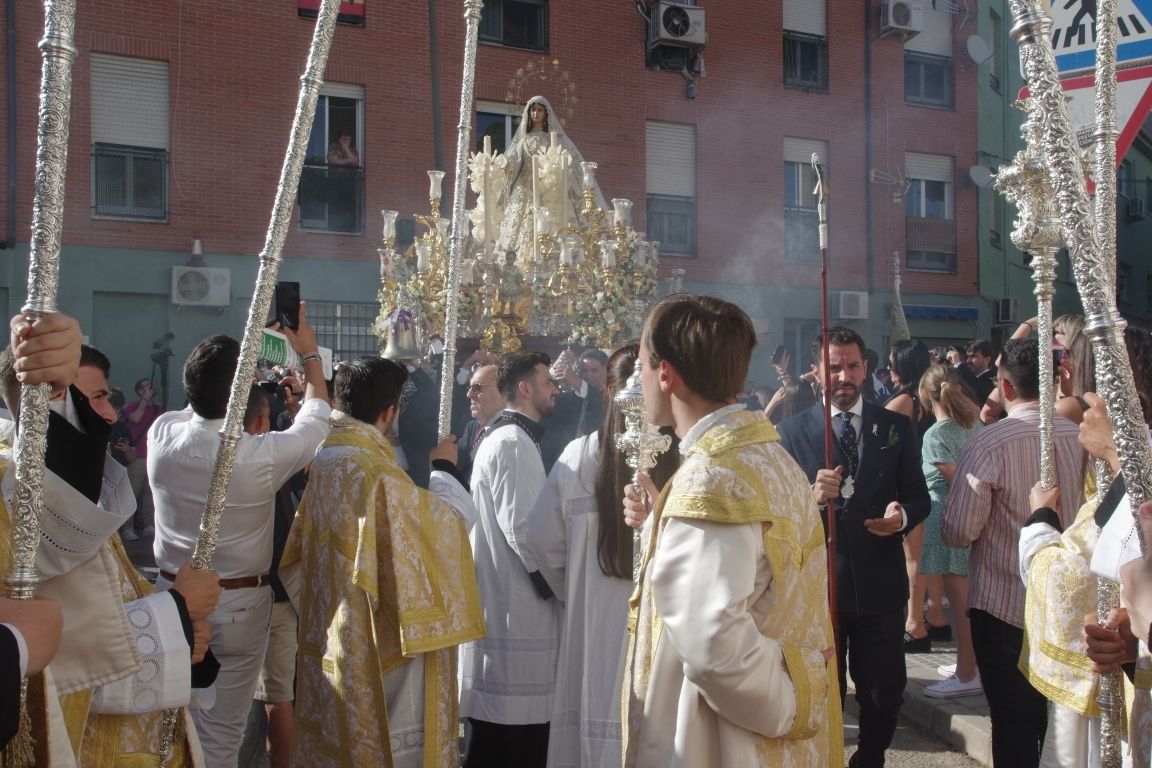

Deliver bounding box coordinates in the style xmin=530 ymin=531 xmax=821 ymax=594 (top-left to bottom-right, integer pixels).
xmin=244 ymin=385 xmax=270 ymax=432
xmin=334 ymin=356 xmax=408 ymax=425
xmin=108 ymin=387 xmax=126 ymax=410
xmin=497 ymin=350 xmax=551 ymax=403
xmin=80 ymin=345 xmax=111 ymax=377
xmin=594 ymin=343 xmax=680 ymax=579
xmin=1126 ymin=325 xmax=1152 ymax=426
xmin=579 ymin=348 xmax=608 ymax=367
xmin=134 ymin=377 xmax=151 ymax=396
xmin=863 ymin=348 xmax=879 ymax=372
xmin=184 ymin=335 xmax=240 ymax=419
xmin=966 ymin=339 xmax=994 ymax=358
xmin=809 ymin=326 xmax=866 ymax=365
xmin=999 ymin=338 xmax=1040 ymax=400
xmin=888 ymin=339 xmax=932 ymax=396
xmin=642 ymin=294 xmax=756 ymax=403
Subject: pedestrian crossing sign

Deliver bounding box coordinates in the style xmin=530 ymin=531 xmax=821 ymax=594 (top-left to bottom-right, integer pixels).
xmin=1049 ymin=0 xmax=1152 ymax=73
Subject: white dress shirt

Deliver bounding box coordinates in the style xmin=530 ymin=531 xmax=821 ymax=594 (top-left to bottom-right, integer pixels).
xmin=150 ymin=398 xmax=331 ymax=579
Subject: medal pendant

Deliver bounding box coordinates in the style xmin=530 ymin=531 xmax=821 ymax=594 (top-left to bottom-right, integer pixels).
xmin=841 ymin=477 xmax=855 ymax=500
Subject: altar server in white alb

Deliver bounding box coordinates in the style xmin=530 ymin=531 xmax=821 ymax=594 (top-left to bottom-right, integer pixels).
xmin=460 ymin=350 xmax=561 ymax=768
xmin=524 ymin=343 xmax=679 ymax=768
xmin=621 ymin=295 xmax=843 ymax=768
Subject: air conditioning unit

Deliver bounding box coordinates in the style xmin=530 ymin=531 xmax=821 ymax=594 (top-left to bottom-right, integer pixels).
xmin=648 ymin=2 xmax=707 ymax=48
xmin=881 ymin=0 xmax=924 ymax=36
xmin=1127 ymin=197 xmax=1146 ymax=221
xmin=837 ymin=291 xmax=869 ymax=320
xmin=171 ymin=266 xmax=231 ymax=307
xmin=995 ymin=297 xmax=1019 ymax=325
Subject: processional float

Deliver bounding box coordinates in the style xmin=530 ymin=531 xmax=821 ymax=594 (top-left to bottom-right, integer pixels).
xmin=1000 ymin=1 xmax=1149 ymax=764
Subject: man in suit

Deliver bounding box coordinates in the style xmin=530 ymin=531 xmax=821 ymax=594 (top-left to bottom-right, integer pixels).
xmin=776 ymin=326 xmax=930 ymax=768
xmin=966 ymin=339 xmax=997 ymax=406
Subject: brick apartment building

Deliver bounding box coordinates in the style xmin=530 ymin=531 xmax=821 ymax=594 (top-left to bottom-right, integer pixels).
xmin=0 ymin=0 xmax=985 ymax=398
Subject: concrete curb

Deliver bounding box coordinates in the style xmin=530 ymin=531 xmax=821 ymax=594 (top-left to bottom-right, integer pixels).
xmin=902 ymin=650 xmax=992 ymax=766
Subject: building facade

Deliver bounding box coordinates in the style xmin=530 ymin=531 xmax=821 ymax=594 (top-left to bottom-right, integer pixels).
xmin=1 ymin=0 xmax=985 ymax=400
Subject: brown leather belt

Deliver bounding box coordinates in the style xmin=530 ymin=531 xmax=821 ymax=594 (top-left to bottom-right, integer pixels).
xmin=159 ymin=570 xmax=270 ymax=590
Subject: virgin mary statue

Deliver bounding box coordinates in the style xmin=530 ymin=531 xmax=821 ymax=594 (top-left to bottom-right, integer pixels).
xmin=496 ymin=95 xmax=608 ymax=259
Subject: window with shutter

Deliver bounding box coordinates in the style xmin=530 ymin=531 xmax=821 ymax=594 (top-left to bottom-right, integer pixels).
xmin=90 ymin=54 xmax=170 ymax=220
xmin=480 ymin=0 xmax=548 ymax=51
xmin=783 ymin=139 xmax=826 ymax=263
xmin=299 ymin=84 xmax=365 ymax=234
xmin=646 ymin=121 xmax=696 ymax=256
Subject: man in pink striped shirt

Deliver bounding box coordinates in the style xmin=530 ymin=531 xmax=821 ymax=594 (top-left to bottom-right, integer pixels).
xmin=942 ymin=338 xmax=1083 ymax=768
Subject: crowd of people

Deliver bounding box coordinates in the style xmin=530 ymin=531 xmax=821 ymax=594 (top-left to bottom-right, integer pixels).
xmin=1 ymin=298 xmax=1152 ymax=768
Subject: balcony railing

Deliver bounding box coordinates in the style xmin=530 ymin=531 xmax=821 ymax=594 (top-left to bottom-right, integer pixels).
xmin=906 ymin=215 xmax=956 ymax=254
xmin=299 ymin=164 xmax=363 ymax=234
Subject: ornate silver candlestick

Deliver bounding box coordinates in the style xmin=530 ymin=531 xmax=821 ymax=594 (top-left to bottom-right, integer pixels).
xmin=613 ymin=369 xmax=672 ymax=580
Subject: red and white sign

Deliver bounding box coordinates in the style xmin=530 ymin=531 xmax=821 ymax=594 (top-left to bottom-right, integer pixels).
xmin=1021 ymin=64 xmax=1152 ymax=161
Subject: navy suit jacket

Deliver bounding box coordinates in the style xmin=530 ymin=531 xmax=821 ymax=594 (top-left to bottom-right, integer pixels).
xmin=777 ymin=400 xmax=930 ymax=616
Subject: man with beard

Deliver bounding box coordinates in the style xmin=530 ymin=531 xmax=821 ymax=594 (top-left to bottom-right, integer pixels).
xmin=459 ymin=350 xmax=561 ymax=768
xmin=776 ymin=326 xmax=929 ymax=768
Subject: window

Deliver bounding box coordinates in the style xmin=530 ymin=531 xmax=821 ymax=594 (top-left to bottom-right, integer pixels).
xmin=905 ymin=53 xmax=954 ymax=107
xmin=783 ymin=33 xmax=828 ymax=90
xmin=476 ymin=101 xmax=522 ymax=153
xmin=480 ymin=0 xmax=547 ymax=51
xmin=905 ymin=152 xmax=956 ymax=273
xmin=905 ymin=5 xmax=954 ymax=107
xmin=297 ymin=0 xmax=365 ymax=26
xmin=1118 ymin=160 xmax=1134 ymax=198
xmin=783 ymin=138 xmax=825 ymax=263
xmin=90 ymin=55 xmax=169 ymax=220
xmin=783 ymin=0 xmax=827 ymax=90
xmin=989 ymin=10 xmax=1003 ymax=92
xmin=989 ymin=193 xmax=1003 ymax=248
xmin=646 ymin=122 xmax=696 ymax=256
xmin=308 ymin=300 xmax=381 ymax=360
xmin=299 ymin=84 xmax=364 ymax=234
xmin=1117 ymin=263 xmax=1131 ymax=304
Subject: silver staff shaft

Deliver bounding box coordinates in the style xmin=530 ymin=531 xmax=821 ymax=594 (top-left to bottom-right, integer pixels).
xmin=158 ymin=1 xmax=342 ymax=761
xmin=192 ymin=0 xmax=341 ymax=569
xmin=1090 ymin=4 xmax=1125 ymax=767
xmin=10 ymin=0 xmax=77 ymax=602
xmin=436 ymin=0 xmax=485 ymax=440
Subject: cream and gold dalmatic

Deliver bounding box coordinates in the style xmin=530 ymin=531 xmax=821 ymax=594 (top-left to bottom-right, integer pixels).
xmin=280 ymin=414 xmax=484 ymax=768
xmin=622 ymin=409 xmax=843 ymax=768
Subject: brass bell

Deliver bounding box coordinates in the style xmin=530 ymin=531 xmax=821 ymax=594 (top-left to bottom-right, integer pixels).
xmin=382 ymin=307 xmax=423 ymax=362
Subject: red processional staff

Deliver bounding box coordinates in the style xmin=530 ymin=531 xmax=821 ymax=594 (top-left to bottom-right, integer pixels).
xmin=810 ymin=154 xmax=839 ymax=640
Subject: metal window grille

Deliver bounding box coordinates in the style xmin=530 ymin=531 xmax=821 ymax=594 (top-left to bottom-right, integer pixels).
xmin=92 ymin=144 xmax=168 ymax=220
xmin=307 ymin=301 xmax=381 ymax=361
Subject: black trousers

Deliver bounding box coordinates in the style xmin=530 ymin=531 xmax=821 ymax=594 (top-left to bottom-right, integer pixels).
xmin=837 ymin=608 xmax=906 ymax=768
xmin=969 ymin=609 xmax=1048 ymax=768
xmin=462 ymin=718 xmax=549 ymax=768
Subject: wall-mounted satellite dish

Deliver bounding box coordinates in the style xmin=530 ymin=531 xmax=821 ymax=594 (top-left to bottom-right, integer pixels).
xmin=968 ymin=165 xmax=994 ymax=188
xmin=966 ymin=35 xmax=994 ymax=65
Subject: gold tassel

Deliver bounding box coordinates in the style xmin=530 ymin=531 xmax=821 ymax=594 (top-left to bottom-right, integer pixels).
xmin=1 ymin=674 xmax=46 ymax=768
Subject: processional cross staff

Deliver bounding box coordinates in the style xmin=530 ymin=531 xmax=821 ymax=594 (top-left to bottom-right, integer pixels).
xmin=4 ymin=0 xmax=77 ymax=764
xmin=1005 ymin=0 xmax=1148 ymax=764
xmin=156 ymin=0 xmax=344 ymax=760
xmin=810 ymin=154 xmax=840 ymax=639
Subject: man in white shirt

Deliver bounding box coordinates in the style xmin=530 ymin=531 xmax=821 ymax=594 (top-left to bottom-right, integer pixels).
xmin=150 ymin=307 xmax=331 ymax=768
xmin=460 ymin=350 xmax=560 ymax=768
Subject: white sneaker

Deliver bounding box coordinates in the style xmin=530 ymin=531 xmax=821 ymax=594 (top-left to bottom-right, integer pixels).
xmin=923 ymin=674 xmax=983 ymax=699
xmin=936 ymin=663 xmax=956 ymax=678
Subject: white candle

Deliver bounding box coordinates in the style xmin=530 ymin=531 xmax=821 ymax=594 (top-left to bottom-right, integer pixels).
xmin=601 ymin=240 xmax=617 ymax=269
xmin=428 ymin=170 xmax=445 ymax=200
xmin=558 ymin=154 xmax=569 ymax=231
xmin=483 ymin=134 xmax=492 ymax=155
xmin=416 ymin=243 xmax=431 ymax=272
xmin=634 ymin=242 xmax=647 ymax=267
xmin=380 ymin=209 xmax=398 ymax=241
xmin=550 ymin=131 xmax=558 ymax=148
